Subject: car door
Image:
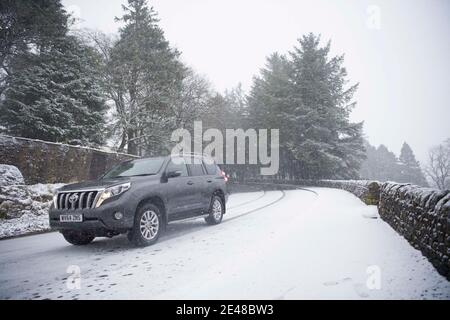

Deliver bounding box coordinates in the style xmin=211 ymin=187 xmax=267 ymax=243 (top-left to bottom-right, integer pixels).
xmin=203 ymin=159 xmax=220 ymax=207
xmin=185 ymin=157 xmax=209 ymax=215
xmin=164 ymin=157 xmax=197 ymax=221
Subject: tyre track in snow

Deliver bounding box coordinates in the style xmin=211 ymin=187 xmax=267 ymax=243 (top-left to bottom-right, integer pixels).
xmin=221 ymin=183 xmax=317 ymax=222
xmin=227 ymin=190 xmax=267 ymax=209
xmin=224 ymin=189 xmax=286 ymax=223
xmin=160 ymin=183 xmax=319 ymax=245
xmin=241 ymin=181 xmax=319 ymax=195
xmin=223 ymin=182 xmax=318 ymax=223
xmin=162 ymin=188 xmax=286 ymax=241
xmin=154 ymin=184 xmax=316 ymax=240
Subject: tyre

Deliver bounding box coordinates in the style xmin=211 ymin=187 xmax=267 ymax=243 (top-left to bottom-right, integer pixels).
xmin=128 ymin=203 xmax=162 ymax=247
xmin=205 ymin=195 xmax=224 ymax=225
xmin=62 ymin=230 xmax=95 ymax=246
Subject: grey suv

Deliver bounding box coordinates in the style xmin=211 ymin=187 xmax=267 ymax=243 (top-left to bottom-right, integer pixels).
xmin=49 ymin=154 xmax=228 ymax=247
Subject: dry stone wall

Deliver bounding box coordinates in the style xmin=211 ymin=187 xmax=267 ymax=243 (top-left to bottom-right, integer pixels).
xmin=0 ymin=135 xmax=137 ymax=184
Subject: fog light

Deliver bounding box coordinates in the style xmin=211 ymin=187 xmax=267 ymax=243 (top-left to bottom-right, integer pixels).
xmin=113 ymin=212 xmax=123 ymax=220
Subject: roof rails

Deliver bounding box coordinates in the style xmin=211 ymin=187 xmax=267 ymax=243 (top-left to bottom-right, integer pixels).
xmin=170 ymin=152 xmax=212 ymax=158
xmin=169 ymin=152 xmax=216 ymax=164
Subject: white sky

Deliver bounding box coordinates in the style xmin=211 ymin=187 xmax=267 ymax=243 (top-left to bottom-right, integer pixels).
xmin=62 ymin=0 xmax=450 ymax=164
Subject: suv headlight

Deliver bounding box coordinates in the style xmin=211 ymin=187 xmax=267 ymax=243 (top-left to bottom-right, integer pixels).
xmin=95 ymin=182 xmax=131 ymax=208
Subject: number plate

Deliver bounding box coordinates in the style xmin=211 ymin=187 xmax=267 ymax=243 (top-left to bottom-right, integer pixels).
xmin=60 ymin=214 xmax=83 ymax=222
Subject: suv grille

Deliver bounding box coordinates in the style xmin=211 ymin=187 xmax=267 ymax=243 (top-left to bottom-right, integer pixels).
xmin=56 ymin=191 xmax=99 ymax=210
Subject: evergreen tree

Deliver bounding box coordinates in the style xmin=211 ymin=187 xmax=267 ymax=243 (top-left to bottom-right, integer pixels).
xmin=247 ymin=53 xmax=301 ymax=179
xmin=360 ymin=144 xmax=399 ymax=181
xmin=247 ymin=34 xmax=365 ymax=179
xmin=109 ymin=0 xmax=185 ymax=155
xmin=288 ymin=34 xmax=364 ymax=179
xmin=0 ymin=0 xmax=69 ymax=94
xmin=359 ymin=140 xmax=377 ymax=179
xmin=398 ymin=142 xmax=428 ymax=186
xmin=0 ymin=36 xmax=108 ymax=145
xmin=360 ymin=141 xmax=429 ymax=186
xmin=204 ymin=87 xmax=252 ymax=179
xmin=373 ymin=144 xmax=400 ymax=181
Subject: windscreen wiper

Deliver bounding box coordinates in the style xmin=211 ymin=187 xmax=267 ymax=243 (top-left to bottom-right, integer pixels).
xmin=122 ymin=173 xmax=157 ymax=177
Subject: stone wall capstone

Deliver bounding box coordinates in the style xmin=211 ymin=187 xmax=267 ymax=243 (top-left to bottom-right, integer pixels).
xmin=244 ymin=178 xmax=380 ymax=205
xmin=0 ymin=135 xmax=138 ymax=184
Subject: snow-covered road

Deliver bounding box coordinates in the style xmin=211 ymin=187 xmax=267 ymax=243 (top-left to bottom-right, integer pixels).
xmin=0 ymin=187 xmax=449 ymax=300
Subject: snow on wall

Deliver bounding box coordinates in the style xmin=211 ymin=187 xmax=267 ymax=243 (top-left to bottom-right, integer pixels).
xmin=0 ymin=164 xmax=25 ymax=186
xmin=0 ymin=135 xmax=138 ymax=184
xmin=308 ymin=180 xmax=380 ymax=205
xmin=378 ymin=183 xmax=450 ymax=280
xmin=245 ymin=178 xmax=380 ymax=205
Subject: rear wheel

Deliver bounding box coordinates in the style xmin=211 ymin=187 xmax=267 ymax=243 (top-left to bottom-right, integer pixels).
xmin=205 ymin=195 xmax=224 ymax=225
xmin=128 ymin=203 xmax=162 ymax=247
xmin=61 ymin=230 xmax=95 ymax=246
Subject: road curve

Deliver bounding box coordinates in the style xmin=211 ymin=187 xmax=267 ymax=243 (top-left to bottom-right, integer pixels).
xmin=0 ymin=187 xmax=449 ymax=300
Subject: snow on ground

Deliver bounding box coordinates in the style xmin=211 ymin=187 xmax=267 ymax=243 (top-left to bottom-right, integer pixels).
xmin=0 ymin=212 xmax=52 ymax=239
xmin=0 ymin=188 xmax=448 ymax=300
xmin=0 ymin=183 xmax=65 ymax=239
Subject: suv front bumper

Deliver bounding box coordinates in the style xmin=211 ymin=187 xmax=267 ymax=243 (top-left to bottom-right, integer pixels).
xmin=49 ymin=200 xmax=134 ymax=232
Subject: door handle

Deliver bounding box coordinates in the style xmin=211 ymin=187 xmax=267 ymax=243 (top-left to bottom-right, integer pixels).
xmin=207 ymin=180 xmax=212 ymax=183
xmin=187 ymin=181 xmax=194 ymax=185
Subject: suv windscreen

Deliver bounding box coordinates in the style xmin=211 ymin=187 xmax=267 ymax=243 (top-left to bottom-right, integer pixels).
xmin=102 ymin=158 xmax=165 ymax=179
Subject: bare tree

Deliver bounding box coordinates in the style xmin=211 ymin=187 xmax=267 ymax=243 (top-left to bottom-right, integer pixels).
xmin=169 ymin=69 xmax=211 ymax=128
xmin=80 ymin=30 xmax=212 ymax=156
xmin=425 ymin=139 xmax=450 ymax=190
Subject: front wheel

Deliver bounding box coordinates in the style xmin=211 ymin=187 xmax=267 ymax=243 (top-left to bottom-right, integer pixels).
xmin=62 ymin=230 xmax=95 ymax=246
xmin=205 ymin=195 xmax=224 ymax=225
xmin=128 ymin=203 xmax=162 ymax=247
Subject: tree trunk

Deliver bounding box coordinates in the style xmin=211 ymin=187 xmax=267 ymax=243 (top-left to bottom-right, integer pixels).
xmin=127 ymin=129 xmax=138 ymax=155
xmin=117 ymin=131 xmax=127 ymax=152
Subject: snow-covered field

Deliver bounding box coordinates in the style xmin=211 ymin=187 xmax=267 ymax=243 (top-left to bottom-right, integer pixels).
xmin=0 ymin=188 xmax=448 ymax=300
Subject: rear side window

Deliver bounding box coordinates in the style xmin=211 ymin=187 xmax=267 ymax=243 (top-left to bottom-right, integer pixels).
xmin=166 ymin=158 xmax=188 ymax=177
xmin=203 ymin=161 xmax=219 ymax=175
xmin=188 ymin=163 xmax=206 ymax=176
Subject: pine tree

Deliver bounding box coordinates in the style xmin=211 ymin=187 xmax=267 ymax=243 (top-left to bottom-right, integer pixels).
xmin=247 ymin=34 xmax=365 ymax=179
xmin=109 ymin=0 xmax=185 ymax=155
xmin=247 ymin=53 xmax=301 ymax=179
xmin=398 ymin=142 xmax=428 ymax=186
xmin=289 ymin=34 xmax=365 ymax=179
xmin=359 ymin=140 xmax=378 ymax=179
xmin=0 ymin=0 xmax=69 ymax=95
xmin=0 ymin=36 xmax=108 ymax=145
xmin=359 ymin=142 xmax=429 ymax=186
xmin=373 ymin=144 xmax=400 ymax=181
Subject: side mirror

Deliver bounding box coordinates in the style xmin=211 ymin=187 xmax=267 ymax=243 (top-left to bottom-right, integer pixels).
xmin=167 ymin=170 xmax=182 ymax=178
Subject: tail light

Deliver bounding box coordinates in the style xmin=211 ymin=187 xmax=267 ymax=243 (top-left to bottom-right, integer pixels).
xmin=220 ymin=170 xmax=228 ymax=182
